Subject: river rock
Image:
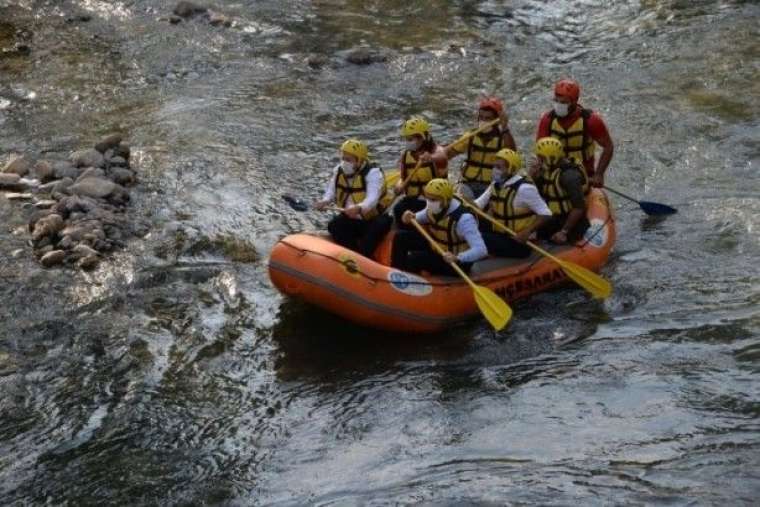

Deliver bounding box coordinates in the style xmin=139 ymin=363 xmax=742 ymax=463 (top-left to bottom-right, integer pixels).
xmin=51 ymin=177 xmax=75 ymax=195
xmin=34 ymin=245 xmax=53 ymax=258
xmin=34 ymin=199 xmax=57 ymax=209
xmin=77 ymin=167 xmax=106 ymax=182
xmin=70 ymin=149 xmax=105 ymax=169
xmin=345 ymin=48 xmax=388 ymax=65
xmin=108 ymin=167 xmax=135 ymax=185
xmin=0 ymin=173 xmax=22 ymax=190
xmin=169 ymin=15 xmax=182 ymax=24
xmin=94 ymin=133 xmax=122 ymax=154
xmin=68 ymin=177 xmax=116 ymax=198
xmin=72 ymin=244 xmax=98 ymax=258
xmin=109 ymin=156 xmax=128 ymax=168
xmin=114 ymin=142 xmax=131 ymax=160
xmin=78 ymin=255 xmax=100 ymax=270
xmin=3 ymin=155 xmax=31 ymax=176
xmin=208 ymin=11 xmax=232 ymax=27
xmin=40 ymin=250 xmax=66 ymax=267
xmin=33 ymin=160 xmax=56 ymax=182
xmin=53 ymin=161 xmax=80 ymax=180
xmin=5 ymin=192 xmax=33 ymax=200
xmin=31 ymin=213 xmax=64 ymax=240
xmin=174 ymin=1 xmax=207 ymax=18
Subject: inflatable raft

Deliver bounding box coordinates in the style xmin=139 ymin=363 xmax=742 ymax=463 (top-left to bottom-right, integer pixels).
xmin=269 ymin=188 xmax=616 ymax=333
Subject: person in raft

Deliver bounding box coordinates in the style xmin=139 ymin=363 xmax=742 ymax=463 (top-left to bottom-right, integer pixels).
xmin=530 ymin=137 xmax=590 ymax=245
xmin=438 ymin=97 xmax=517 ymax=201
xmin=536 ymin=78 xmax=614 ymax=188
xmin=391 ymin=116 xmax=448 ymax=228
xmin=391 ymin=178 xmax=487 ymax=276
xmin=473 ymin=148 xmax=552 ymax=258
xmin=314 ymin=138 xmax=392 ymax=257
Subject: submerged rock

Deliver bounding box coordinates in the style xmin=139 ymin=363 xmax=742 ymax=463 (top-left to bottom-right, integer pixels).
xmin=345 ymin=48 xmax=388 ymax=65
xmin=173 ymin=2 xmax=207 ymax=18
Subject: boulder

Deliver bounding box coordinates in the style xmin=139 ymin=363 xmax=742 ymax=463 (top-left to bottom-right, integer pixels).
xmin=174 ymin=2 xmax=207 ymax=18
xmin=0 ymin=173 xmax=23 ymax=190
xmin=345 ymin=48 xmax=388 ymax=65
xmin=31 ymin=213 xmax=64 ymax=240
xmin=68 ymin=177 xmax=117 ymax=198
xmin=113 ymin=142 xmax=131 ymax=160
xmin=53 ymin=161 xmax=80 ymax=180
xmin=76 ymin=167 xmax=106 ymax=182
xmin=40 ymin=250 xmax=66 ymax=268
xmin=33 ymin=160 xmax=56 ymax=182
xmin=78 ymin=255 xmax=100 ymax=270
xmin=94 ymin=133 xmax=123 ymax=154
xmin=70 ymin=148 xmax=105 ymax=168
xmin=108 ymin=167 xmax=135 ymax=185
xmin=72 ymin=244 xmax=99 ymax=258
xmin=3 ymin=155 xmax=31 ymax=176
xmin=109 ymin=156 xmax=128 ymax=167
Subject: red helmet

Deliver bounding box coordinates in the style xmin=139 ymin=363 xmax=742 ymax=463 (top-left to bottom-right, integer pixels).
xmin=478 ymin=97 xmax=503 ymax=115
xmin=554 ymin=79 xmax=580 ymax=102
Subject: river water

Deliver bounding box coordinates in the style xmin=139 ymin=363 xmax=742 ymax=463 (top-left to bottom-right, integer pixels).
xmin=1 ymin=0 xmax=758 ymax=504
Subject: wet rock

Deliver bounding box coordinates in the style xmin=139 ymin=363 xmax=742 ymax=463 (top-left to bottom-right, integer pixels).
xmin=94 ymin=133 xmax=123 ymax=154
xmin=53 ymin=161 xmax=80 ymax=180
xmin=33 ymin=160 xmax=55 ymax=182
xmin=345 ymin=48 xmax=388 ymax=65
xmin=307 ymin=54 xmax=329 ymax=69
xmin=40 ymin=250 xmax=66 ymax=268
xmin=3 ymin=155 xmax=31 ymax=176
xmin=76 ymin=167 xmax=106 ymax=182
xmin=208 ymin=11 xmax=232 ymax=27
xmin=78 ymin=255 xmax=99 ymax=270
xmin=0 ymin=173 xmax=23 ymax=190
xmin=34 ymin=199 xmax=57 ymax=209
xmin=34 ymin=245 xmax=53 ymax=258
xmin=114 ymin=142 xmax=131 ymax=160
xmin=70 ymin=148 xmax=105 ymax=169
xmin=109 ymin=156 xmax=128 ymax=167
xmin=31 ymin=213 xmax=64 ymax=240
xmin=5 ymin=192 xmax=33 ymax=200
xmin=174 ymin=1 xmax=207 ymax=18
xmin=169 ymin=15 xmax=183 ymax=24
xmin=51 ymin=177 xmax=75 ymax=195
xmin=68 ymin=177 xmax=116 ymax=199
xmin=56 ymin=195 xmax=94 ymax=215
xmin=28 ymin=209 xmax=54 ymax=232
xmin=72 ymin=244 xmax=98 ymax=258
xmin=108 ymin=167 xmax=136 ymax=186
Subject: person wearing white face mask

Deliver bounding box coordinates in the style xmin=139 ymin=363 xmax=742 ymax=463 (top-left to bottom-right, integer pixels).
xmin=315 ymin=138 xmax=393 ymax=257
xmin=473 ymin=149 xmax=552 ymax=258
xmin=391 ymin=178 xmax=487 ymax=276
xmin=391 ymin=117 xmax=448 ymax=229
xmin=536 ymin=79 xmax=614 ymax=188
xmin=440 ymin=97 xmax=517 ymax=201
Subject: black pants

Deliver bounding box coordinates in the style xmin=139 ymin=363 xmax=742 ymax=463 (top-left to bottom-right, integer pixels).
xmin=390 ymin=229 xmax=472 ymax=276
xmin=537 ymin=214 xmax=590 ymax=243
xmin=392 ymin=195 xmax=427 ymax=230
xmin=328 ymin=213 xmax=392 ymax=258
xmin=481 ymin=231 xmax=532 ymax=258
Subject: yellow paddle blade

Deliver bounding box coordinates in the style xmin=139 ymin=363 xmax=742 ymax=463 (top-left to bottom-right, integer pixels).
xmin=472 ymin=284 xmax=512 ymax=331
xmin=558 ymin=259 xmax=612 ymax=299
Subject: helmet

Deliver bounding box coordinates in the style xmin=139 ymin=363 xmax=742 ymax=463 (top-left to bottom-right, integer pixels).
xmin=494 ymin=148 xmax=522 ymax=175
xmin=400 ymin=116 xmax=430 ymax=137
xmin=423 ymin=178 xmax=454 ymax=203
xmin=340 ymin=138 xmax=368 ymax=161
xmin=478 ymin=97 xmax=503 ymax=115
xmin=554 ymin=79 xmax=580 ymax=103
xmin=534 ymin=137 xmax=565 ymax=166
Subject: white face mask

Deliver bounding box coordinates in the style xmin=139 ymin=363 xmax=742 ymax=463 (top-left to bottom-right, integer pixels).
xmin=406 ymin=139 xmax=421 ymax=151
xmin=492 ymin=169 xmax=505 ymax=184
xmin=553 ymin=101 xmax=570 ymax=117
xmin=340 ymin=160 xmax=356 ymax=175
xmin=426 ymin=199 xmax=443 ymax=215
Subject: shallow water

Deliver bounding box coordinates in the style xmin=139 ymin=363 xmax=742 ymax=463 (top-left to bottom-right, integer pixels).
xmin=1 ymin=0 xmax=759 ymax=504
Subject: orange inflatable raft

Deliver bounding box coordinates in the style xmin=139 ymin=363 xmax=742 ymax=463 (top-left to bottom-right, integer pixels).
xmin=269 ymin=189 xmax=616 ymax=333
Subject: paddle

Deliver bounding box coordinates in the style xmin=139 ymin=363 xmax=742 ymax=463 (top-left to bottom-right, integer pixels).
xmin=409 ymin=218 xmax=512 ymax=331
xmin=457 ymin=194 xmax=612 ymax=299
xmin=603 ymin=185 xmax=677 ymax=216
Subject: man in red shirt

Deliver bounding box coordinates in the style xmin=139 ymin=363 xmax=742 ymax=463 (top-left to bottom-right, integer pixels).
xmin=535 ymin=79 xmax=614 ymax=188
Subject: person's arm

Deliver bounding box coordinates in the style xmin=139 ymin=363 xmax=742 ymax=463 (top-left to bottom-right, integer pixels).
xmin=413 ymin=208 xmax=430 ymax=225
xmin=552 ymin=169 xmax=586 ymax=243
xmin=535 ymin=112 xmax=552 ymax=140
xmin=431 ymin=146 xmax=449 ymax=177
xmin=443 ymin=132 xmax=470 ymax=159
xmin=588 ymin=114 xmax=614 ymax=187
xmin=513 ymin=185 xmax=551 ymax=242
xmin=355 ymin=168 xmax=383 ymax=215
xmin=473 ymin=184 xmax=494 ymax=209
xmin=455 ymin=213 xmax=488 ymax=263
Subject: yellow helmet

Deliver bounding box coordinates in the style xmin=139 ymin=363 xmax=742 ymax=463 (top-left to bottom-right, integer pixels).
xmin=340 ymin=138 xmax=368 ymax=161
xmin=494 ymin=148 xmax=523 ymax=175
xmin=534 ymin=137 xmax=565 ymax=166
xmin=423 ymin=178 xmax=453 ymax=202
xmin=400 ymin=116 xmax=430 ymax=138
